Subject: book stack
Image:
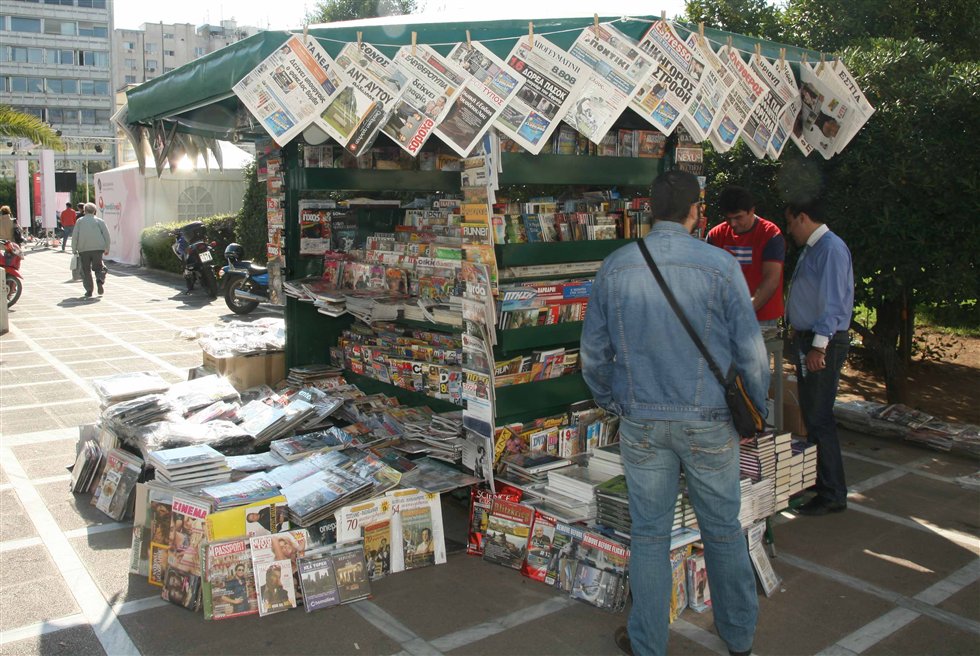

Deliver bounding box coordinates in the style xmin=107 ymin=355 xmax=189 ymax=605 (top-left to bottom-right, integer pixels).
xmin=738 ymin=476 xmax=776 ymax=528
xmin=270 ymin=427 xmax=356 ymax=462
xmin=543 ymin=465 xmax=610 ymax=522
xmin=790 ymin=439 xmax=818 ymax=493
xmin=199 ymin=478 xmax=281 ymax=511
xmin=93 ymin=448 xmax=144 ymax=521
xmin=70 ymin=440 xmax=105 ymax=494
xmin=148 ymin=444 xmax=230 ymax=490
xmin=588 ymin=443 xmax=624 ymax=479
xmin=499 ymin=453 xmax=575 ymax=495
xmin=594 ymin=474 xmax=630 ymax=537
xmin=739 ymin=433 xmax=776 ymax=482
xmin=772 ymin=432 xmax=794 ymax=511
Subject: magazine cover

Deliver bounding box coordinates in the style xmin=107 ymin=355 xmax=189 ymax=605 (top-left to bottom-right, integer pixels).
xmin=544 ymin=521 xmax=587 ymax=589
xmin=167 ymin=495 xmax=210 ymax=577
xmin=482 ymin=498 xmax=534 ymax=570
xmin=386 ymin=488 xmax=447 ymax=572
xmin=362 ymin=519 xmax=392 ymax=579
xmin=202 ymin=538 xmax=258 ymax=620
xmin=253 ymin=559 xmax=297 ymax=616
xmin=206 ymin=496 xmax=289 ymax=541
xmin=521 ymin=512 xmax=557 ymax=582
xmin=148 ymin=542 xmax=168 ymax=587
xmin=161 ymin=567 xmax=201 ymax=611
xmin=249 ymin=529 xmax=309 ymax=615
xmin=298 ymin=550 xmax=341 ymax=612
xmin=332 ymin=544 xmax=371 ymax=604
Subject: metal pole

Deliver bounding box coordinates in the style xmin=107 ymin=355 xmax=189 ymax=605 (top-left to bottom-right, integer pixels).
xmin=85 ymin=160 xmax=90 ymax=202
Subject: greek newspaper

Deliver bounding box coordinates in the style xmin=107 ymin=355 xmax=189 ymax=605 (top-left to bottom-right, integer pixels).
xmin=681 ymin=33 xmax=737 ymax=143
xmin=819 ymin=59 xmax=874 ymax=154
xmin=708 ymin=44 xmax=766 ymax=153
xmin=792 ymin=62 xmax=858 ymax=159
xmin=742 ymin=53 xmax=799 ymax=159
xmin=767 ymin=59 xmax=801 ymax=159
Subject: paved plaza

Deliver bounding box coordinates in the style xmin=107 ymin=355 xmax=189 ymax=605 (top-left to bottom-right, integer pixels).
xmin=0 ymin=249 xmax=977 ymax=655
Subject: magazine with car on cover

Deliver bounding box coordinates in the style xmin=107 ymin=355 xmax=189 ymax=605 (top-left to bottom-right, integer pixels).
xmin=297 ymin=548 xmax=341 ymax=612
xmin=482 ymin=498 xmax=534 ymax=570
xmin=202 ymin=538 xmax=258 ymax=620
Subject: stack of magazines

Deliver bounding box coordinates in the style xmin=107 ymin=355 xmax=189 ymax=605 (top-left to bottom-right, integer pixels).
xmin=588 ymin=443 xmax=624 ymax=478
xmin=282 ymin=467 xmax=373 ymax=526
xmin=102 ymin=394 xmax=173 ymax=430
xmin=238 ymin=398 xmax=317 ymax=446
xmin=92 ymin=448 xmax=144 ymax=521
xmin=343 ymin=292 xmax=405 ymax=324
xmin=594 ymin=474 xmax=630 ymax=537
xmin=270 ymin=427 xmax=356 ymax=462
xmin=285 ymin=364 xmax=345 ymax=388
xmin=148 ymin=444 xmax=230 ymax=489
xmin=166 ymin=375 xmax=240 ymax=416
xmin=69 ymin=440 xmax=105 ymax=493
xmin=199 ymin=478 xmax=281 ymax=511
xmin=91 ymin=371 xmax=170 ymax=406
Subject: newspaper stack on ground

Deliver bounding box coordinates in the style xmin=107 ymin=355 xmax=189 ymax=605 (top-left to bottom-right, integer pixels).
xmin=92 ymin=371 xmax=170 ymax=406
xmin=148 ymin=444 xmax=230 ymax=489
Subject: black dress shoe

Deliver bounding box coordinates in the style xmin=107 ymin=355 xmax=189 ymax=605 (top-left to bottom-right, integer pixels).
xmin=614 ymin=626 xmax=634 ymax=656
xmin=797 ymin=497 xmax=847 ymax=516
xmin=97 ymin=282 xmax=104 ymax=295
xmin=729 ymin=648 xmax=753 ymax=656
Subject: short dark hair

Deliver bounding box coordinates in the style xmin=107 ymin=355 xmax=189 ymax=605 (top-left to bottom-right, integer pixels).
xmin=650 ymin=170 xmax=700 ymax=223
xmin=718 ymin=186 xmax=755 ymax=214
xmin=785 ymin=197 xmax=826 ymax=223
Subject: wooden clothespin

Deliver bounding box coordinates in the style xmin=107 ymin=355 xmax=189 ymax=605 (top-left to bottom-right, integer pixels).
xmin=801 ymin=52 xmax=808 ymax=66
xmin=779 ymin=48 xmax=786 ymax=64
xmin=754 ymin=43 xmax=762 ymax=58
xmin=698 ymin=22 xmax=705 ymax=45
xmin=357 ymin=32 xmax=362 ymax=48
xmin=594 ymin=13 xmax=599 ymax=30
xmin=661 ymin=10 xmax=666 ymax=23
xmin=727 ymin=36 xmax=733 ymax=50
xmin=832 ymin=57 xmax=840 ymax=71
xmin=528 ymin=22 xmax=534 ymax=48
xmin=817 ymin=52 xmax=825 ymax=74
xmin=411 ymin=32 xmax=417 ymax=56
xmin=302 ymin=24 xmax=309 ymax=46
xmin=466 ymin=30 xmax=471 ymax=48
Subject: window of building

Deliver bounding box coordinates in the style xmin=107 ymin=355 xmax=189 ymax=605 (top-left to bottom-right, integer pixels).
xmin=46 ymin=78 xmax=62 ymax=93
xmin=96 ymin=109 xmax=110 ymax=123
xmin=164 ymin=50 xmax=175 ymax=57
xmin=44 ymin=0 xmax=75 ymax=5
xmin=78 ymin=0 xmax=108 ymax=8
xmin=164 ymin=67 xmax=174 ymax=73
xmin=11 ymin=76 xmax=44 ymax=93
xmin=11 ymin=17 xmax=43 ymax=33
xmin=77 ymin=21 xmax=107 ymax=38
xmin=124 ymin=75 xmax=136 ymax=84
xmin=80 ymin=50 xmax=107 ymax=66
xmin=123 ymin=58 xmax=136 ymax=68
xmin=145 ymin=59 xmax=158 ymax=71
xmin=48 ymin=78 xmax=79 ymax=94
xmin=178 ymin=186 xmax=215 ymax=220
xmin=145 ymin=43 xmax=157 ymax=53
xmin=22 ymin=107 xmax=44 ymax=119
xmin=44 ymin=18 xmax=76 ymax=35
xmin=0 ymin=78 xmax=7 ymax=93
xmin=163 ymin=33 xmax=174 ymax=39
xmin=80 ymin=109 xmax=96 ymax=124
xmin=194 ymin=47 xmax=206 ymax=57
xmin=123 ymin=41 xmax=136 ymax=51
xmin=63 ymin=108 xmax=78 ymax=123
xmin=9 ymin=47 xmax=44 ymax=64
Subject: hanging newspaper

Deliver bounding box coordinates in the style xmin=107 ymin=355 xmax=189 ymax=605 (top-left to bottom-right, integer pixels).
xmin=564 ymin=23 xmax=656 ymax=144
xmin=709 ymin=45 xmax=766 ymax=153
xmin=381 ymin=44 xmax=466 ymax=156
xmin=434 ymin=42 xmax=526 ymax=157
xmin=681 ymin=33 xmax=737 ymax=143
xmin=495 ymin=35 xmax=589 ymax=155
xmin=233 ymin=35 xmax=347 ymax=147
xmin=630 ymin=20 xmax=706 ymax=135
xmin=820 ymin=59 xmax=874 ymax=154
xmin=741 ymin=54 xmax=799 ymax=159
xmin=316 ymin=42 xmax=406 ymax=155
xmin=767 ymin=59 xmax=801 ymax=159
xmin=791 ymin=62 xmax=858 ymax=160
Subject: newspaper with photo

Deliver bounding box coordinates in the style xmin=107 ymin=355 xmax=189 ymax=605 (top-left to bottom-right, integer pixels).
xmin=819 ymin=59 xmax=874 ymax=154
xmin=386 ymin=488 xmax=447 ymax=572
xmin=233 ymin=35 xmax=347 ymax=146
xmin=709 ymin=44 xmax=767 ymax=153
xmin=792 ymin=62 xmax=858 ymax=159
xmin=435 ymin=42 xmax=526 ymax=157
xmin=382 ymin=44 xmax=466 ymax=156
xmin=495 ymin=35 xmax=588 ymax=154
xmin=741 ymin=53 xmax=797 ymax=159
xmin=316 ymin=42 xmax=406 ymax=155
xmin=767 ymin=59 xmax=801 ymax=159
xmin=564 ymin=23 xmax=656 ymax=144
xmin=630 ymin=20 xmax=707 ymax=135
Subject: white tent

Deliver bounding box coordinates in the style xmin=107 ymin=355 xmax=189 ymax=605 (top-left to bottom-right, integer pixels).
xmin=93 ymin=141 xmax=252 ymax=265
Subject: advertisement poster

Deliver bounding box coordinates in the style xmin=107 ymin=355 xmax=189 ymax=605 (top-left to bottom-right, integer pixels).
xmin=630 ymin=20 xmax=706 ymax=135
xmin=495 ymin=35 xmax=588 ymax=154
xmin=381 ymin=44 xmax=466 ymax=156
xmin=564 ymin=23 xmax=655 ymax=144
xmin=708 ymin=45 xmax=766 ymax=153
xmin=233 ymin=35 xmax=346 ymax=146
xmin=435 ymin=42 xmax=525 ymax=157
xmin=316 ymin=42 xmax=407 ymax=155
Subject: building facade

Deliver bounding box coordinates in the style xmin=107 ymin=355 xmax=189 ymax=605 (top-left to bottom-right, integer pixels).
xmin=0 ymin=0 xmax=115 ymax=184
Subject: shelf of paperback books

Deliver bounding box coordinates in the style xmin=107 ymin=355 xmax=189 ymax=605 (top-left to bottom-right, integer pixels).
xmin=497 ymin=153 xmax=664 ymax=187
xmin=493 ymin=373 xmax=593 ymax=426
xmin=342 ymin=370 xmax=459 ymax=414
xmin=494 ymin=239 xmax=634 ymax=268
xmin=495 ymin=321 xmax=584 ymax=355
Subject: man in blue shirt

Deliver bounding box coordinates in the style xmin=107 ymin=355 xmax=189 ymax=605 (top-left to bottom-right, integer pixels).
xmin=785 ymin=197 xmax=854 ymax=516
xmin=582 ymin=170 xmax=766 ymax=656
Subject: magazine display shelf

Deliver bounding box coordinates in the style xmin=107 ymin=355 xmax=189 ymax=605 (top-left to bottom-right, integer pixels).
xmin=494 ymin=239 xmax=633 ymax=267
xmin=494 ymin=373 xmax=594 ymax=426
xmin=342 ymin=370 xmax=459 ymax=413
xmin=495 ymin=321 xmax=584 ymax=354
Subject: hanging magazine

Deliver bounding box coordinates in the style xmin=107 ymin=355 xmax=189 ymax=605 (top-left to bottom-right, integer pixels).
xmin=630 ymin=20 xmax=706 ymax=135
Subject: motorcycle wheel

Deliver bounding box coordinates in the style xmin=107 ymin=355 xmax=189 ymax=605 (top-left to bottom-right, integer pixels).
xmin=202 ymin=266 xmax=219 ymax=299
xmin=6 ymin=276 xmax=22 ymax=307
xmin=224 ymin=277 xmax=259 ymax=314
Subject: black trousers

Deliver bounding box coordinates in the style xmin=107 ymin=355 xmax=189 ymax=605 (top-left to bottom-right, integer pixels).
xmin=79 ymin=251 xmax=105 ymax=295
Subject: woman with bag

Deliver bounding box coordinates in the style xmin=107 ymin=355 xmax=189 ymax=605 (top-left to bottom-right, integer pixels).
xmin=70 ymin=203 xmax=110 ymax=298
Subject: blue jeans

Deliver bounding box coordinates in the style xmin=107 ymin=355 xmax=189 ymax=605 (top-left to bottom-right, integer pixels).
xmin=61 ymin=225 xmax=73 ymax=250
xmin=794 ymin=331 xmax=850 ymax=504
xmin=619 ymin=416 xmax=757 ymax=656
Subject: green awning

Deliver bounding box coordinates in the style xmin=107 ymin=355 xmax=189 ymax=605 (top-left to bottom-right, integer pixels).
xmin=124 ymin=14 xmax=822 ymax=141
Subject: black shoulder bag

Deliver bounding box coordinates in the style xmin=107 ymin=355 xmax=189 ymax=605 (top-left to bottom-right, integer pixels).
xmin=636 ymin=238 xmax=765 ymax=438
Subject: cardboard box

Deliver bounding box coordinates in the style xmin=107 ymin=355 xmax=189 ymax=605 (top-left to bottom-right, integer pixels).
xmin=783 ymin=373 xmax=807 ymax=437
xmin=202 ymin=350 xmax=286 ymax=391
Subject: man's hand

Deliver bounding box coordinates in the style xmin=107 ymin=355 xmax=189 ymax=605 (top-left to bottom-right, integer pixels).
xmin=805 ymin=348 xmax=826 ymax=372
xmin=104 ymin=250 xmax=109 ymax=255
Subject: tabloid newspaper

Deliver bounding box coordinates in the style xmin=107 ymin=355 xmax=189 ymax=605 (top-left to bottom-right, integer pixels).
xmin=495 ymin=35 xmax=588 ymax=154
xmin=202 ymin=538 xmax=258 ymax=620
xmin=630 ymin=20 xmax=707 ymax=135
xmin=381 ymin=44 xmax=466 ymax=156
xmin=767 ymin=59 xmax=801 ymax=159
xmin=819 ymin=59 xmax=874 ymax=154
xmin=434 ymin=42 xmax=526 ymax=157
xmin=708 ymin=45 xmax=767 ymax=153
xmin=742 ymin=54 xmax=799 ymax=159
xmin=792 ymin=62 xmax=858 ymax=159
xmin=232 ymin=35 xmax=347 ymax=146
xmin=315 ymin=42 xmax=406 ymax=155
xmin=563 ymin=23 xmax=655 ymax=144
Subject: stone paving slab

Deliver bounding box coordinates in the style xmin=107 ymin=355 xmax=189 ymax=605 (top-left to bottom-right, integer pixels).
xmin=2 ymin=624 xmax=106 ymax=656
xmin=0 ymin=545 xmax=81 ymax=632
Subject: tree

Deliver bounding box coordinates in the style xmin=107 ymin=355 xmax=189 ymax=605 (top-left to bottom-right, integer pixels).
xmin=235 ymin=162 xmax=268 ymax=263
xmin=307 ymin=0 xmax=418 ymax=24
xmin=0 ymin=105 xmax=63 ymax=150
xmin=685 ymin=0 xmax=783 ymax=40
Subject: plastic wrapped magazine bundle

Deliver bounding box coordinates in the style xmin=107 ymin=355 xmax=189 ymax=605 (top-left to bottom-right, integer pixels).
xmin=167 ymin=375 xmax=241 ymax=415
xmin=189 ymin=318 xmax=286 ymax=357
xmin=102 ymin=394 xmax=176 ymax=430
xmin=91 ymin=371 xmax=170 ymax=407
xmin=128 ymin=420 xmax=256 ymax=458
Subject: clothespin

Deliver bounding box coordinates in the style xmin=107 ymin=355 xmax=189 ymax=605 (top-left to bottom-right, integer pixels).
xmin=357 ymin=31 xmax=362 ymax=48
xmin=833 ymin=57 xmax=840 ymax=71
xmin=779 ymin=48 xmax=786 ymax=64
xmin=466 ymin=30 xmax=471 ymax=48
xmin=528 ymin=22 xmax=534 ymax=48
xmin=727 ymin=36 xmax=733 ymax=50
xmin=411 ymin=32 xmax=417 ymax=56
xmin=698 ymin=22 xmax=705 ymax=45
xmin=661 ymin=10 xmax=666 ymax=23
xmin=594 ymin=13 xmax=599 ymax=30
xmin=302 ymin=24 xmax=309 ymax=46
xmin=817 ymin=52 xmax=825 ymax=74
xmin=755 ymin=43 xmax=762 ymax=58
xmin=801 ymin=52 xmax=808 ymax=66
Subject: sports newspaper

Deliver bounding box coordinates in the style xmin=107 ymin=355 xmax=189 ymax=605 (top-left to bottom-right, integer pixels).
xmin=681 ymin=32 xmax=737 ymax=143
xmin=708 ymin=44 xmax=766 ymax=153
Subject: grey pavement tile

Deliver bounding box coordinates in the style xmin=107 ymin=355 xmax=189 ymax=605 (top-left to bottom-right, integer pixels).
xmin=119 ymin=600 xmax=402 ymax=655
xmin=109 ymin=359 xmax=175 ymax=375
xmin=839 ymin=428 xmax=938 ymax=466
xmin=772 ymin=511 xmax=977 ymax=598
xmin=370 ymin=553 xmax=558 ymax=641
xmin=0 ymin=339 xmax=30 ymax=353
xmin=854 ymin=475 xmax=980 ymax=538
xmin=74 ymin=362 xmax=135 ymax=378
xmin=12 ymin=438 xmax=75 ymax=479
xmin=0 ymin=463 xmax=8 ymax=484
xmin=0 ymin=488 xmax=38 ymax=542
xmin=56 ymin=349 xmax=125 ymax=364
xmin=911 ymin=454 xmax=980 ymax=480
xmin=0 ymin=367 xmax=68 ymax=385
xmin=70 ymin=527 xmax=160 ymax=606
xmin=864 ymin=614 xmax=980 ymax=655
xmin=1 ymin=411 xmax=66 ymax=437
xmin=0 ymin=381 xmax=76 ymax=407
xmin=936 ymin=579 xmax=979 ymax=622
xmin=842 ymin=453 xmax=893 ymax=488
xmin=35 ymin=480 xmax=118 ymax=532
xmin=46 ymin=336 xmax=120 ymax=351
xmin=0 ymin=545 xmax=81 ymax=631
xmin=1 ymin=624 xmax=106 ymax=656
xmin=0 ymin=352 xmax=48 ymax=368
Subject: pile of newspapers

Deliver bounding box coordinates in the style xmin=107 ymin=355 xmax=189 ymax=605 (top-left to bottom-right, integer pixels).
xmin=148 ymin=444 xmax=230 ymax=490
xmin=91 ymin=371 xmax=170 ymax=407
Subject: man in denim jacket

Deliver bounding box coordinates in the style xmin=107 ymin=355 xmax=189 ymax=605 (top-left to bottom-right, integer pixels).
xmin=582 ymin=170 xmax=769 ymax=656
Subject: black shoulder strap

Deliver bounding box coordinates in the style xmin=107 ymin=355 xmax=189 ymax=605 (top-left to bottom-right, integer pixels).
xmin=636 ymin=238 xmax=727 ymax=387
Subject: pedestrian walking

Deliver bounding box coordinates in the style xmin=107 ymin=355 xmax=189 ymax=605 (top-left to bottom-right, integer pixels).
xmin=70 ymin=202 xmax=110 ymax=298
xmin=60 ymin=202 xmax=77 ymax=252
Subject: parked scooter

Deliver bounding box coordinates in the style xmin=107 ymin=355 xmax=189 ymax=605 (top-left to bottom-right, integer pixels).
xmin=221 ymin=243 xmax=270 ymax=314
xmin=171 ymin=222 xmax=218 ymax=298
xmin=1 ymin=238 xmax=24 ymax=307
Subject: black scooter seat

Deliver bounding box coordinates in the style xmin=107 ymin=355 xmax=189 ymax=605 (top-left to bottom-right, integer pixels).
xmin=247 ymin=263 xmax=267 ymax=276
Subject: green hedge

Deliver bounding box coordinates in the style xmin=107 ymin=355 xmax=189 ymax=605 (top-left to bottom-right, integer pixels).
xmin=140 ymin=215 xmax=236 ymax=274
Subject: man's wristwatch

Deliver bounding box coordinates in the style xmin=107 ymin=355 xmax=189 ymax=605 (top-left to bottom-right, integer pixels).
xmin=810 ymin=346 xmax=826 ymax=354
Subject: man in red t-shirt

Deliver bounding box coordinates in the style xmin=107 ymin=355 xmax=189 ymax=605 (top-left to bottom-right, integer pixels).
xmin=60 ymin=202 xmax=77 ymax=252
xmin=707 ymin=186 xmax=785 ymax=327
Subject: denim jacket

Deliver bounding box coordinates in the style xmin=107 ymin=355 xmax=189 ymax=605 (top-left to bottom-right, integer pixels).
xmin=581 ymin=221 xmax=770 ymax=422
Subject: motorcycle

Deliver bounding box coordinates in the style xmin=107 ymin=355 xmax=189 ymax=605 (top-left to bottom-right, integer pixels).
xmin=171 ymin=222 xmax=218 ymax=298
xmin=2 ymin=238 xmax=24 ymax=307
xmin=221 ymin=243 xmax=270 ymax=314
